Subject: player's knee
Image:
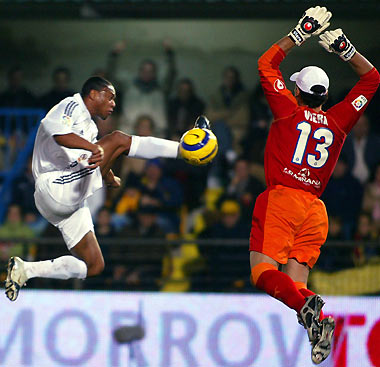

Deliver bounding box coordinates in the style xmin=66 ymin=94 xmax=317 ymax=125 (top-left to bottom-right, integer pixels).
xmin=112 ymin=130 xmax=132 ymax=149
xmin=250 ymin=262 xmax=278 ymax=288
xmin=87 ymin=257 xmax=105 ymax=276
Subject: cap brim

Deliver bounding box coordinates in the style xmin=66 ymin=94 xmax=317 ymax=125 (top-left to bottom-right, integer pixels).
xmin=290 ymin=72 xmax=299 ymax=82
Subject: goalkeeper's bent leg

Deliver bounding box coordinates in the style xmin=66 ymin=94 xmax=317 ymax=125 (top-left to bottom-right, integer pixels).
xmin=251 ymin=263 xmax=307 ymax=313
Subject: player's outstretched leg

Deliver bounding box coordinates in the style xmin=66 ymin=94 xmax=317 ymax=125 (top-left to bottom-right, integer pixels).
xmin=96 ymin=130 xmax=179 ymax=178
xmin=5 ymin=255 xmax=87 ymax=301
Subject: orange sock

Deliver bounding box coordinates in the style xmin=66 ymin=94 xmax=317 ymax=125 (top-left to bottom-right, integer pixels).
xmin=252 ymin=264 xmax=306 ymax=313
xmin=294 ymin=282 xmax=325 ymax=321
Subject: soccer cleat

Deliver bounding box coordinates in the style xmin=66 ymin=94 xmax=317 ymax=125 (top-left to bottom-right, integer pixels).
xmin=5 ymin=257 xmax=28 ymax=301
xmin=194 ymin=115 xmax=211 ymax=130
xmin=299 ymin=295 xmax=324 ymax=344
xmin=312 ymin=316 xmax=335 ymax=364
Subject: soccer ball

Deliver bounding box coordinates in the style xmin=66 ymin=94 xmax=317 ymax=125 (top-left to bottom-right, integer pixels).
xmin=179 ymin=128 xmax=218 ymax=165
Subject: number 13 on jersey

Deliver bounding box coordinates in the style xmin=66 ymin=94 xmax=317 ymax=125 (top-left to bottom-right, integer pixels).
xmin=292 ymin=121 xmax=334 ymax=168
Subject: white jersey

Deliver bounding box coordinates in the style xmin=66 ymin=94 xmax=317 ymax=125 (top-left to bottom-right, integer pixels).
xmin=32 ymin=93 xmax=103 ymax=206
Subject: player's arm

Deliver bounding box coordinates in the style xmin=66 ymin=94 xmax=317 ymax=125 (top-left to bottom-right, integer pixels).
xmin=319 ymin=29 xmax=374 ymax=75
xmin=54 ymin=133 xmax=104 ymax=169
xmin=258 ymin=6 xmax=332 ymax=119
xmin=276 ymin=6 xmax=332 ymax=54
xmin=319 ymin=29 xmax=380 ymax=133
xmin=276 ymin=36 xmax=296 ymax=55
xmin=347 ymin=52 xmax=374 ymax=77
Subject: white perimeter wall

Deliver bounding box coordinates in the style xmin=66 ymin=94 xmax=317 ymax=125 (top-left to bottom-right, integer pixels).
xmin=1 ymin=290 xmax=380 ymax=367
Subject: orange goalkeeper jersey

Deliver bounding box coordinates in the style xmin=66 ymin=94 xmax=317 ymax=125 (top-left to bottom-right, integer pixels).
xmin=258 ymin=44 xmax=380 ymax=197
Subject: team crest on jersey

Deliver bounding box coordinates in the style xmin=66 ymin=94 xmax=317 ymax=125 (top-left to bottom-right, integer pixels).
xmin=61 ymin=114 xmax=72 ymax=126
xmin=351 ymin=95 xmax=367 ymax=111
xmin=77 ymin=154 xmax=88 ymax=162
xmin=274 ymin=79 xmax=285 ymax=92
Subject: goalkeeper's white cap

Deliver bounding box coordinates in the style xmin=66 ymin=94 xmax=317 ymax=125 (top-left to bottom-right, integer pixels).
xmin=290 ymin=66 xmax=329 ymax=96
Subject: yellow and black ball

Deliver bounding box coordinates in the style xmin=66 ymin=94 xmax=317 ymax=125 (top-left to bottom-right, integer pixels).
xmin=179 ymin=128 xmax=218 ymax=166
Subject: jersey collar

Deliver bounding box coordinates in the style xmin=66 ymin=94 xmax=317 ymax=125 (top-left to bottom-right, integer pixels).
xmin=73 ymin=93 xmax=92 ymax=121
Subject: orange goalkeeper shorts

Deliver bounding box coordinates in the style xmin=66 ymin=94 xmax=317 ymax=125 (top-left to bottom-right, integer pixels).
xmin=249 ymin=185 xmax=328 ymax=268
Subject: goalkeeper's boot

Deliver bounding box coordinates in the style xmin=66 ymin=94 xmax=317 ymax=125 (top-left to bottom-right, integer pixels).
xmin=311 ymin=316 xmax=335 ymax=364
xmin=5 ymin=257 xmax=27 ymax=301
xmin=194 ymin=115 xmax=211 ymax=130
xmin=299 ymin=295 xmax=324 ymax=344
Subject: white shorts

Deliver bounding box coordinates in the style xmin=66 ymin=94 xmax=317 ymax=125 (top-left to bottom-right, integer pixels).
xmin=34 ymin=174 xmax=98 ymax=250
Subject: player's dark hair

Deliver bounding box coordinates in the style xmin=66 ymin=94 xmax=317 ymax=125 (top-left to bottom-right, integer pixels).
xmin=299 ymin=85 xmax=328 ymax=108
xmin=81 ymin=76 xmax=112 ymax=97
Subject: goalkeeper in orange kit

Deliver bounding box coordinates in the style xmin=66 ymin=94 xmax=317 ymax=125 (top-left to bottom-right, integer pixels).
xmin=249 ymin=5 xmax=379 ymax=365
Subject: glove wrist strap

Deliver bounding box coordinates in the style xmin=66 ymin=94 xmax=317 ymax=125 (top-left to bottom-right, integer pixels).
xmin=340 ymin=45 xmax=356 ymax=61
xmin=288 ymin=28 xmax=306 ymax=46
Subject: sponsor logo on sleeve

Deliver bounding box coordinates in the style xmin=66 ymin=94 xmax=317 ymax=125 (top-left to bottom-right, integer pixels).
xmin=351 ymin=95 xmax=368 ymax=111
xmin=274 ymin=79 xmax=285 ymax=92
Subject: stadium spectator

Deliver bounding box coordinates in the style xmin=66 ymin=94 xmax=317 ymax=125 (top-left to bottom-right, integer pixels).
xmin=322 ymin=156 xmax=363 ymax=239
xmin=316 ymin=216 xmax=348 ymax=272
xmin=39 ymin=67 xmax=74 ymax=112
xmin=249 ymin=83 xmax=273 ymax=127
xmin=205 ymin=66 xmax=249 ymax=148
xmin=85 ymin=206 xmax=117 ymax=288
xmin=94 ymin=207 xmax=117 ymax=241
xmin=11 ymin=157 xmax=42 ymax=218
xmin=0 ymin=204 xmax=35 ymax=262
xmin=224 ymin=157 xmax=266 ymax=223
xmin=362 ymin=87 xmax=380 ymax=134
xmin=164 ymin=157 xmax=209 ymax=213
xmin=134 ymin=114 xmax=156 ymax=136
xmin=362 ymin=162 xmax=380 ymax=233
xmin=14 ymin=160 xmax=49 ymax=236
xmin=327 ymin=216 xmax=344 ymax=241
xmin=242 ymin=83 xmax=272 ymax=166
xmin=0 ymin=66 xmax=36 ymax=108
xmin=111 ymin=204 xmax=166 ymax=291
xmin=121 ymin=115 xmax=157 ymax=177
xmin=107 ymin=39 xmax=177 ymax=136
xmin=342 ymin=114 xmax=380 ymax=184
xmin=138 ymin=159 xmax=183 ymax=233
xmin=353 ymin=212 xmax=378 ymax=266
xmin=201 ymin=199 xmax=250 ymax=239
xmin=167 ymin=78 xmax=205 ymax=139
xmin=197 ymin=200 xmax=251 ymax=292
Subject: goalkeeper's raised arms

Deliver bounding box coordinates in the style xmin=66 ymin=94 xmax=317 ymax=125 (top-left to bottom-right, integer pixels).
xmin=288 ymin=6 xmax=332 ymax=46
xmin=319 ymin=29 xmax=356 ymax=62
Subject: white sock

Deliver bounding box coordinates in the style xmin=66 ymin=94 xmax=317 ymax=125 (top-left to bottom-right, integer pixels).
xmin=23 ymin=256 xmax=87 ymax=280
xmin=128 ymin=135 xmax=179 ymax=159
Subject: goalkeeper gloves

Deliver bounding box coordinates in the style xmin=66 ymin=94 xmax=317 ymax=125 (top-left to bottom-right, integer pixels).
xmin=288 ymin=6 xmax=332 ymax=46
xmin=319 ymin=29 xmax=356 ymax=61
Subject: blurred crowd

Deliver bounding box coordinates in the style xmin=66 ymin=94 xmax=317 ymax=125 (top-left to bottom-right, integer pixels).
xmin=1 ymin=40 xmax=380 ymax=294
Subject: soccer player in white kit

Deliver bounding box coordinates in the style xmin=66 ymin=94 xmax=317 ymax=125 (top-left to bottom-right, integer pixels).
xmin=5 ymin=76 xmax=186 ymax=301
